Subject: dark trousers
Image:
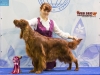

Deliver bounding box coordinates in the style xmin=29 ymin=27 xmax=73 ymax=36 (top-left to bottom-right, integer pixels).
xmin=45 ymin=61 xmax=56 ymax=70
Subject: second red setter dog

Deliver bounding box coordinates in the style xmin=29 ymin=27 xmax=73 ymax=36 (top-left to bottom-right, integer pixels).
xmin=13 ymin=19 xmax=82 ymax=74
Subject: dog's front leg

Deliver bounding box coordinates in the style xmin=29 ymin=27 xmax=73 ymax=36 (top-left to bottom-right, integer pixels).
xmin=30 ymin=60 xmax=38 ymax=73
xmin=35 ymin=56 xmax=46 ymax=74
xmin=30 ymin=56 xmax=46 ymax=74
xmin=33 ymin=44 xmax=46 ymax=74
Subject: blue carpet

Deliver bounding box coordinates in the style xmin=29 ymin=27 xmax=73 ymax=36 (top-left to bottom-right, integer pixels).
xmin=0 ymin=67 xmax=100 ymax=75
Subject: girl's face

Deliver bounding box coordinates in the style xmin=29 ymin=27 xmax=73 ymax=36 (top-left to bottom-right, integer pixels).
xmin=40 ymin=6 xmax=50 ymax=18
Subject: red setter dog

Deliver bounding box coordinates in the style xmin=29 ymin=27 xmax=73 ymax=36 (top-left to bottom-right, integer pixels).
xmin=13 ymin=19 xmax=82 ymax=74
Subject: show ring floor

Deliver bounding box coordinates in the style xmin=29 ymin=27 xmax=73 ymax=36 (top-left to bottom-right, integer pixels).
xmin=0 ymin=67 xmax=100 ymax=75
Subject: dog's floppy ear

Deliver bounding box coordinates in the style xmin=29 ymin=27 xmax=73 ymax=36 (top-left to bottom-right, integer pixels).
xmin=19 ymin=19 xmax=29 ymax=40
xmin=20 ymin=25 xmax=29 ymax=41
xmin=20 ymin=29 xmax=29 ymax=41
xmin=20 ymin=30 xmax=23 ymax=39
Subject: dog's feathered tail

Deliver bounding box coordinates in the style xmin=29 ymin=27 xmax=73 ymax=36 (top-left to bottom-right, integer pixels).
xmin=68 ymin=39 xmax=82 ymax=50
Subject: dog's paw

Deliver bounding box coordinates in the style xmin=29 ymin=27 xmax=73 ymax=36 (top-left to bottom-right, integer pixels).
xmin=74 ymin=68 xmax=79 ymax=71
xmin=35 ymin=71 xmax=42 ymax=74
xmin=67 ymin=67 xmax=71 ymax=70
xmin=29 ymin=70 xmax=35 ymax=73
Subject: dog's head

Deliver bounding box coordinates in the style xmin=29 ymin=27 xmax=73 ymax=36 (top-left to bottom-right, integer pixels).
xmin=13 ymin=19 xmax=28 ymax=29
xmin=68 ymin=39 xmax=82 ymax=50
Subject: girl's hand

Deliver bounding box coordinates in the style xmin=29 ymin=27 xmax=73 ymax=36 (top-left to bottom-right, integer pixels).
xmin=72 ymin=36 xmax=78 ymax=40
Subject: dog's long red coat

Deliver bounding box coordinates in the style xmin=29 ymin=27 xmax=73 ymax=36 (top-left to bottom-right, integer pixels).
xmin=13 ymin=19 xmax=82 ymax=74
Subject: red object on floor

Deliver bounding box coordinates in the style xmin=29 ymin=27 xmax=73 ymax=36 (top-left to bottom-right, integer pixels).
xmin=11 ymin=56 xmax=22 ymax=74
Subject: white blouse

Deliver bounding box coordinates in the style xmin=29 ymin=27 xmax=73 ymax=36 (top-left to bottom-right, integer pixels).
xmin=27 ymin=17 xmax=70 ymax=39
